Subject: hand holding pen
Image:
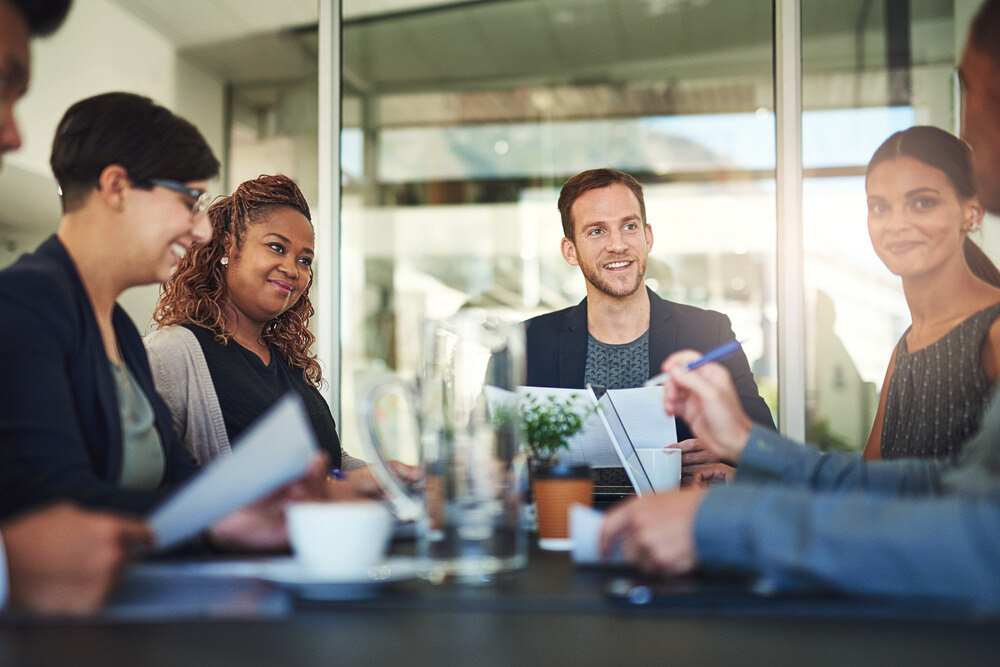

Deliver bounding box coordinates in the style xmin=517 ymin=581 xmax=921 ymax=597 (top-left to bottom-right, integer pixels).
xmin=656 ymin=345 xmax=755 ymax=465
xmin=644 ymin=339 xmax=745 ymax=387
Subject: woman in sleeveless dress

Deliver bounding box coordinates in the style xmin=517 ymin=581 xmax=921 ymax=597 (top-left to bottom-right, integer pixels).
xmin=862 ymin=126 xmax=1000 ymax=460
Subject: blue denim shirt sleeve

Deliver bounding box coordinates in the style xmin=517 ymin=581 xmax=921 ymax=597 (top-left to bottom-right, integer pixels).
xmin=735 ymin=424 xmax=946 ymax=495
xmin=694 ymin=479 xmax=1000 ymax=610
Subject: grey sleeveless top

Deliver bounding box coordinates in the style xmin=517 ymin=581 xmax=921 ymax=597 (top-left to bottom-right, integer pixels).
xmin=881 ymin=303 xmax=1000 ymax=460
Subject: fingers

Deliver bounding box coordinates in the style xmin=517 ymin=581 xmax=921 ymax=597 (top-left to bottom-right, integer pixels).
xmin=672 ymin=439 xmax=703 ymax=453
xmin=676 ymin=439 xmax=720 ymax=469
xmin=388 ymin=460 xmax=423 ymax=483
xmin=110 ymin=518 xmax=153 ymax=555
xmin=598 ymin=498 xmax=637 ymax=558
xmin=661 ymin=350 xmax=701 ymax=375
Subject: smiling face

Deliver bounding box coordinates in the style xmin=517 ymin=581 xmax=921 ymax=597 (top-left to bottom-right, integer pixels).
xmin=223 ymin=206 xmax=314 ymax=329
xmin=866 ymin=156 xmax=983 ymax=281
xmin=125 ymin=177 xmax=212 ymax=285
xmin=561 ymin=183 xmax=653 ymax=300
xmin=0 ymin=1 xmax=30 ymax=164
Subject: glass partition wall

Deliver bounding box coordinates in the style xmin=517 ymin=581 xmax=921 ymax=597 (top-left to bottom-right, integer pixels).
xmin=338 ymin=0 xmax=779 ymax=457
xmin=801 ymin=0 xmax=958 ymax=451
xmin=224 ymin=0 xmax=973 ymax=459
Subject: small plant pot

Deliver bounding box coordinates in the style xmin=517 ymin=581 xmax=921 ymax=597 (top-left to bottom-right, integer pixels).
xmin=532 ymin=463 xmax=592 ymax=551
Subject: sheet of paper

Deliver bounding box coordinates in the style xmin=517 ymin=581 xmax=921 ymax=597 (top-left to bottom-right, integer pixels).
xmin=149 ymin=393 xmax=318 ymax=551
xmin=606 ymin=387 xmax=678 ymax=448
xmin=569 ymin=505 xmax=624 ymax=566
xmin=517 ymin=386 xmax=622 ymax=467
xmin=486 ymin=386 xmax=677 ymax=468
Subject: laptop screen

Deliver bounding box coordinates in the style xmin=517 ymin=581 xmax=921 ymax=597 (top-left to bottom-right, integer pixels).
xmin=587 ymin=384 xmax=657 ymax=497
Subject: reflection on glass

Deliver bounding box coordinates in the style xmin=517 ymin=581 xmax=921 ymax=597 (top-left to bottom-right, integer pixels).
xmin=802 ymin=0 xmax=957 ymax=451
xmin=339 ymin=0 xmax=778 ymax=456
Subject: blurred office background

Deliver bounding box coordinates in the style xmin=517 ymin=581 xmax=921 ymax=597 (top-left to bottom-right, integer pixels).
xmin=0 ymin=0 xmax=992 ymax=458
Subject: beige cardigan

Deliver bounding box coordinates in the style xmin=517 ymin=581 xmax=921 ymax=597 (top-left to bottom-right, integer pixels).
xmin=144 ymin=325 xmax=365 ymax=470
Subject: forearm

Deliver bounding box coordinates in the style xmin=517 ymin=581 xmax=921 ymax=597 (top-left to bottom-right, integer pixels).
xmin=735 ymin=425 xmax=945 ymax=495
xmin=695 ymin=483 xmax=1000 ymax=610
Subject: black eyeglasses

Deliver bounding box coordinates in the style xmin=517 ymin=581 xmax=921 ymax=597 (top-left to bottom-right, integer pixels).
xmin=146 ymin=178 xmax=212 ymax=219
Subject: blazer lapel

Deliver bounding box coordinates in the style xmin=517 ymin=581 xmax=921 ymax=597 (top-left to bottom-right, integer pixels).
xmin=559 ymin=298 xmax=589 ymax=388
xmin=647 ymin=288 xmax=677 ymax=379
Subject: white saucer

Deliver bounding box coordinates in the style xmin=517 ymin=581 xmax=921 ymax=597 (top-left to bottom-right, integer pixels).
xmin=254 ymin=557 xmax=420 ymax=600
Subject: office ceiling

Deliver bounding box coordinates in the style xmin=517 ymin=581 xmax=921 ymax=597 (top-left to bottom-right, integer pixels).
xmin=109 ymin=0 xmax=954 ymax=94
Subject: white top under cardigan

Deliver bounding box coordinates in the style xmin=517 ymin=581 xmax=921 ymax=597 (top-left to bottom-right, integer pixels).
xmin=144 ymin=326 xmax=365 ymax=470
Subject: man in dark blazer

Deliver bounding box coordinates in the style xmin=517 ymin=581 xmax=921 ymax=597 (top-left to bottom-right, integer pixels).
xmin=525 ymin=168 xmax=774 ymax=474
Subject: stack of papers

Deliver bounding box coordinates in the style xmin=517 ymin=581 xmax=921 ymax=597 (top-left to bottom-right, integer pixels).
xmin=488 ymin=386 xmax=677 ymax=467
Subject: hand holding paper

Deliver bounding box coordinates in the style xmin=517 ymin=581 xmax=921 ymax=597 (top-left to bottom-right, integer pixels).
xmin=149 ymin=394 xmax=321 ymax=551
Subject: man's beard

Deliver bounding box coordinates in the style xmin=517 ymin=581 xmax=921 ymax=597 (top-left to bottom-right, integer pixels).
xmin=579 ymin=255 xmax=647 ymax=299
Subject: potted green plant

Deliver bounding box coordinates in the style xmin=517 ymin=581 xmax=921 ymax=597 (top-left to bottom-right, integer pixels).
xmin=518 ymin=393 xmax=594 ymax=550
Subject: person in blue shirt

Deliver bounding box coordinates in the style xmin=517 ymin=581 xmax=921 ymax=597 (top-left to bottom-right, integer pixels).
xmin=601 ymin=0 xmax=1000 ymax=612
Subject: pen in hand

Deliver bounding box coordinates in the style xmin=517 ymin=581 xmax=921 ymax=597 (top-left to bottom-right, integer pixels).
xmin=643 ymin=339 xmax=745 ymax=387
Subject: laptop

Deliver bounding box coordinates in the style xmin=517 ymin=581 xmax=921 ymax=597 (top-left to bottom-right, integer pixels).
xmin=586 ymin=384 xmax=658 ymax=497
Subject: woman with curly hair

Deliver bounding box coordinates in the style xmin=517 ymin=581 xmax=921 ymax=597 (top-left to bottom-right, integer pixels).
xmin=146 ymin=174 xmax=363 ymax=470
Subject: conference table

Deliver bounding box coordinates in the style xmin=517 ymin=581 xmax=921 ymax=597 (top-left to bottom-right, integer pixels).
xmin=2 ymin=542 xmax=999 ymax=666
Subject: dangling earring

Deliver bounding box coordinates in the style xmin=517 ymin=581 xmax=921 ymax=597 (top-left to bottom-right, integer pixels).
xmin=220 ymin=257 xmax=229 ymax=266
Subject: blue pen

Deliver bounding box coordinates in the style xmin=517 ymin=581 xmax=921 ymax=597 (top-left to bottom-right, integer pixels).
xmin=643 ymin=339 xmax=745 ymax=387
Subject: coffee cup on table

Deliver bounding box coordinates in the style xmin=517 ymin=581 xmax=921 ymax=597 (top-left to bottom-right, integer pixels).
xmin=286 ymin=501 xmax=392 ymax=573
xmin=634 ymin=447 xmax=681 ymax=492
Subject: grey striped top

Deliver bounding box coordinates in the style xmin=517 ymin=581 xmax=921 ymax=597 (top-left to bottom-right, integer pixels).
xmin=881 ymin=302 xmax=1000 ymax=460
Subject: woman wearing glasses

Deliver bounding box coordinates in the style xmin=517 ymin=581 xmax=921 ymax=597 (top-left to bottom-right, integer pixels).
xmin=0 ymin=94 xmax=333 ymax=541
xmin=145 ymin=174 xmax=365 ymax=471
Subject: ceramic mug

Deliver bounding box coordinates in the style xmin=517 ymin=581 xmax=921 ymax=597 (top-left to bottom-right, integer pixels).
xmin=634 ymin=447 xmax=681 ymax=491
xmin=286 ymin=501 xmax=392 ymax=574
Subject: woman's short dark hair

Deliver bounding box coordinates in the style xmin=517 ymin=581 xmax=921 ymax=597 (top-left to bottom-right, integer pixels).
xmin=7 ymin=0 xmax=72 ymax=36
xmin=867 ymin=125 xmax=1000 ymax=288
xmin=50 ymin=92 xmax=220 ymax=212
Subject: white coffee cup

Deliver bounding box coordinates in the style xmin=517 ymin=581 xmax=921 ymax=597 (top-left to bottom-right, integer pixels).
xmin=286 ymin=501 xmax=393 ymax=574
xmin=634 ymin=447 xmax=681 ymax=491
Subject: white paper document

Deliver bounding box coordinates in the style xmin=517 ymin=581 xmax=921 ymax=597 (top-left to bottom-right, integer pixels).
xmin=487 ymin=386 xmax=676 ymax=468
xmin=149 ymin=393 xmax=319 ymax=550
xmin=569 ymin=505 xmax=624 ymax=566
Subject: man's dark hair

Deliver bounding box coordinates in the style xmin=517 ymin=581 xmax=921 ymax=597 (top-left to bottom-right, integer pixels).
xmin=50 ymin=92 xmax=220 ymax=212
xmin=970 ymin=0 xmax=1000 ymax=65
xmin=557 ymin=168 xmax=646 ymax=240
xmin=7 ymin=0 xmax=72 ymax=36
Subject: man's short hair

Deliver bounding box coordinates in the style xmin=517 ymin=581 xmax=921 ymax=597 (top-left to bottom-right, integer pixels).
xmin=557 ymin=168 xmax=646 ymax=240
xmin=970 ymin=0 xmax=1000 ymax=65
xmin=6 ymin=0 xmax=72 ymax=36
xmin=51 ymin=92 xmax=220 ymax=212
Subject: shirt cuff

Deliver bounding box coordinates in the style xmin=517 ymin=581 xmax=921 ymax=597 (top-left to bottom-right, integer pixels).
xmin=734 ymin=424 xmax=805 ymax=484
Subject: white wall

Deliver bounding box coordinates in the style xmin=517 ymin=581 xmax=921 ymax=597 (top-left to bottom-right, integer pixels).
xmin=0 ymin=0 xmax=226 ymax=331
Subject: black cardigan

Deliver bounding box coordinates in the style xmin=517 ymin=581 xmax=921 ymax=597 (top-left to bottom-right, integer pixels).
xmin=0 ymin=236 xmax=198 ymax=518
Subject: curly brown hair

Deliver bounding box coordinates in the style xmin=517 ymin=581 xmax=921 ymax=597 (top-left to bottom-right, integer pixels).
xmin=153 ymin=174 xmax=323 ymax=387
